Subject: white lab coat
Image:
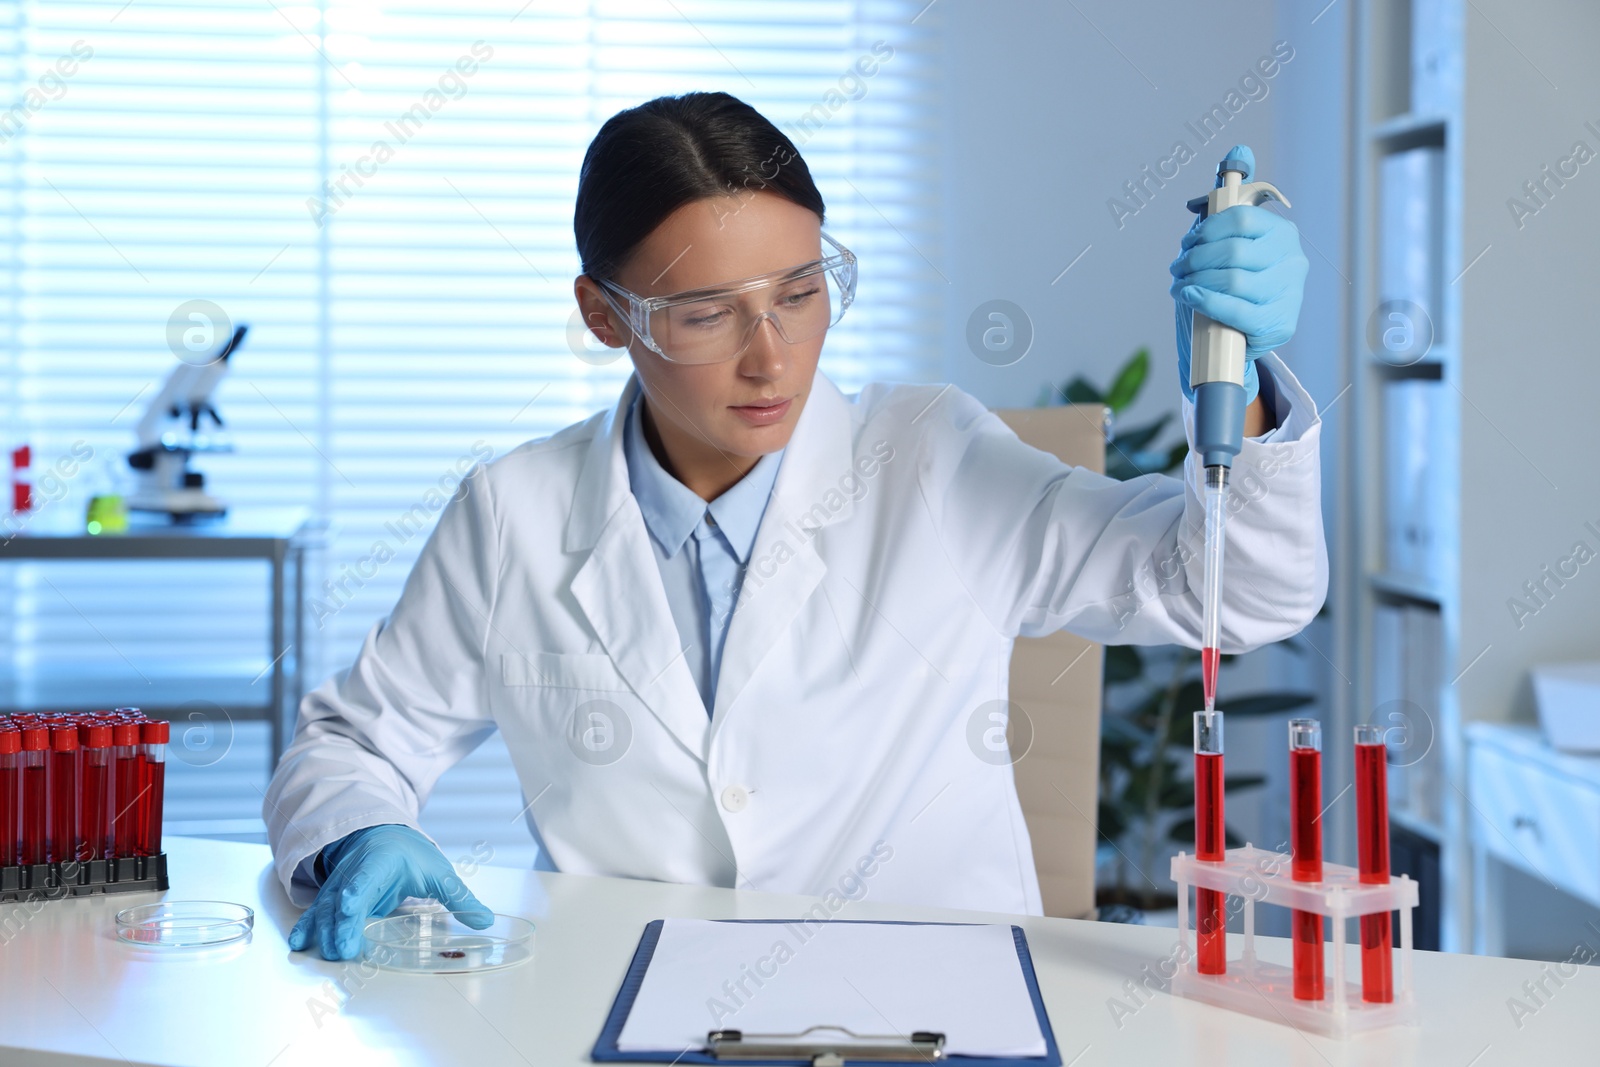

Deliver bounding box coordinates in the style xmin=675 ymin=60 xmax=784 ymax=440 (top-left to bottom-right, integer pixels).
xmin=264 ymin=354 xmax=1326 ymax=915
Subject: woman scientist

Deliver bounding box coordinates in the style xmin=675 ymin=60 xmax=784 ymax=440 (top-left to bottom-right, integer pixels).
xmin=266 ymin=92 xmax=1324 ymax=960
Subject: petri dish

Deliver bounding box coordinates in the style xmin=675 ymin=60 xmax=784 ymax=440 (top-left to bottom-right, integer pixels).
xmin=362 ymin=911 xmax=534 ymax=974
xmin=116 ymin=901 xmax=254 ymax=948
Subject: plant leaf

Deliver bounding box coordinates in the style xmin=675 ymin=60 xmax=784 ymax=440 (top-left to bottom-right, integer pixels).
xmin=1110 ymin=412 xmax=1172 ymax=453
xmin=1062 ymin=377 xmax=1103 ymax=405
xmin=1103 ymin=644 xmax=1144 ymax=684
xmin=1102 ymin=713 xmax=1152 ymax=746
xmin=1105 ymin=348 xmax=1149 ymax=413
xmin=1097 ymin=800 xmax=1127 ymax=844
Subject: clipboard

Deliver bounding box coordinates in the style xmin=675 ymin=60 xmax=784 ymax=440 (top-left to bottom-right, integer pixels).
xmin=591 ymin=919 xmax=1062 ymax=1066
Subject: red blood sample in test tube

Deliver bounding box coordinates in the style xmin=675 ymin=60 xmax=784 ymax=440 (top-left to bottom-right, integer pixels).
xmin=1288 ymin=719 xmax=1325 ymax=1000
xmin=49 ymin=725 xmax=80 ymax=865
xmin=19 ymin=727 xmax=49 ymax=865
xmin=0 ymin=728 xmax=19 ymax=867
xmin=111 ymin=721 xmax=143 ymax=856
xmin=140 ymin=719 xmax=168 ymax=857
xmin=1193 ymin=709 xmax=1226 ymax=974
xmin=79 ymin=722 xmax=114 ymax=861
xmin=1355 ymin=724 xmax=1393 ymax=1003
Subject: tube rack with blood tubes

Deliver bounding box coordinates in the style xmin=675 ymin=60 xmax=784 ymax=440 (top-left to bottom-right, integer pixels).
xmin=1169 ymin=716 xmax=1419 ymax=1038
xmin=0 ymin=708 xmax=169 ymax=901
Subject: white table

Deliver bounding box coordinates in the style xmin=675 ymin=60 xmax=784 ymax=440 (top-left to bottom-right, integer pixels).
xmin=3 ymin=837 xmax=1595 ymax=1066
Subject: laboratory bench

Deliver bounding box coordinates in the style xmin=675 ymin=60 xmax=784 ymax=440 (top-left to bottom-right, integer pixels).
xmin=2 ymin=836 xmax=1596 ymax=1066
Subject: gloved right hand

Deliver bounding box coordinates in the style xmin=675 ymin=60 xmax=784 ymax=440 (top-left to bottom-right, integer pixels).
xmin=287 ymin=823 xmax=494 ymax=961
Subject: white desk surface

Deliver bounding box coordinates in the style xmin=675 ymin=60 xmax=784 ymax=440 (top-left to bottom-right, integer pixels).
xmin=3 ymin=836 xmax=1595 ymax=1066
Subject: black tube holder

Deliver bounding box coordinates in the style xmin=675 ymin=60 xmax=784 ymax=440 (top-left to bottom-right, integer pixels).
xmin=0 ymin=853 xmax=169 ymax=902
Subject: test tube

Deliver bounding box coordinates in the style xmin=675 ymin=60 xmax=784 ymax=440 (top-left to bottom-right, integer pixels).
xmin=111 ymin=720 xmax=143 ymax=857
xmin=1355 ymin=723 xmax=1393 ymax=1003
xmin=19 ymin=727 xmax=48 ymax=866
xmin=49 ymin=724 xmax=79 ymax=865
xmin=1288 ymin=718 xmax=1324 ymax=1000
xmin=79 ymin=722 xmax=114 ymax=861
xmin=0 ymin=728 xmax=19 ymax=867
xmin=1193 ymin=709 xmax=1226 ymax=974
xmin=140 ymin=719 xmax=168 ymax=857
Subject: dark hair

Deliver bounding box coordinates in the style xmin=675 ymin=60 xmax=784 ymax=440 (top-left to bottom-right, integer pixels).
xmin=573 ymin=92 xmax=826 ymax=283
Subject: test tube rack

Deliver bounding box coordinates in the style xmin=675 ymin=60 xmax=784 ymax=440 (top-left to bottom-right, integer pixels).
xmin=0 ymin=853 xmax=168 ymax=902
xmin=1169 ymin=844 xmax=1418 ymax=1038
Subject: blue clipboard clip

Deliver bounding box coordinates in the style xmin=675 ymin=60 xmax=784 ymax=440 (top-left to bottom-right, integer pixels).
xmin=707 ymin=1026 xmax=945 ymax=1064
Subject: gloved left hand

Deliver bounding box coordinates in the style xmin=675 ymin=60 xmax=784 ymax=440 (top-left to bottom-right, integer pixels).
xmin=1170 ymin=144 xmax=1309 ymax=405
xmin=287 ymin=823 xmax=495 ymax=961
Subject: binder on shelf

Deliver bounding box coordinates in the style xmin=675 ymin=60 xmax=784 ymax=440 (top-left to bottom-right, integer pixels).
xmin=1403 ymin=604 xmax=1443 ymax=827
xmin=1382 ymin=378 xmax=1444 ymax=588
xmin=593 ymin=919 xmax=1062 ymax=1066
xmin=1378 ymin=146 xmax=1445 ymax=349
xmin=1373 ymin=601 xmax=1410 ymax=814
xmin=1411 ymin=0 xmax=1463 ymax=115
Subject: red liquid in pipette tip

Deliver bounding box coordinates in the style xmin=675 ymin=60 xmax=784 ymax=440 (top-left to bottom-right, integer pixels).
xmin=1201 ymin=646 xmax=1220 ymax=710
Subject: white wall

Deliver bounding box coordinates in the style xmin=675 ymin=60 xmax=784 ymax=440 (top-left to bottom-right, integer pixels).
xmin=1458 ymin=0 xmax=1600 ymax=724
xmin=939 ymin=0 xmax=1280 ymax=419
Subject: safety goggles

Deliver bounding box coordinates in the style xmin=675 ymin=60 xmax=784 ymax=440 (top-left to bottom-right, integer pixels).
xmin=595 ymin=230 xmax=856 ymax=365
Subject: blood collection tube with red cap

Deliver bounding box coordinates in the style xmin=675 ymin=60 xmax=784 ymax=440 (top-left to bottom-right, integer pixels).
xmin=140 ymin=719 xmax=168 ymax=857
xmin=19 ymin=726 xmax=48 ymax=865
xmin=1355 ymin=723 xmax=1393 ymax=1002
xmin=0 ymin=727 xmax=19 ymax=867
xmin=1193 ymin=709 xmax=1226 ymax=974
xmin=79 ymin=721 xmax=114 ymax=861
xmin=48 ymin=724 xmax=79 ymax=864
xmin=111 ymin=720 xmax=143 ymax=856
xmin=1288 ymin=718 xmax=1324 ymax=1000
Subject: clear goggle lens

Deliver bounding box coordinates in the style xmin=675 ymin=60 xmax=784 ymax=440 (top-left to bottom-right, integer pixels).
xmin=645 ymin=262 xmax=851 ymax=364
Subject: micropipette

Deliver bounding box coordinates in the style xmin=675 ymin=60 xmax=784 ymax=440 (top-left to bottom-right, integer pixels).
xmin=1186 ymin=156 xmax=1291 ymax=711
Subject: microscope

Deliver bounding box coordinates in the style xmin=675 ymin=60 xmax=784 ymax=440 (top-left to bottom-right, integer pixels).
xmin=126 ymin=324 xmax=248 ymax=518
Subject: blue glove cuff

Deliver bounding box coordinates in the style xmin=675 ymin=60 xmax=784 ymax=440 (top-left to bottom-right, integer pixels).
xmin=321 ymin=823 xmax=406 ymax=877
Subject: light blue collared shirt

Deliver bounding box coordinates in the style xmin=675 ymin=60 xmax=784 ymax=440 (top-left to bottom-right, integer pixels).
xmin=623 ymin=388 xmax=785 ymax=715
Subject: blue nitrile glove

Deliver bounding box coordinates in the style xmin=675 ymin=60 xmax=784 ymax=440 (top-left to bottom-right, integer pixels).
xmin=1170 ymin=144 xmax=1309 ymax=404
xmin=287 ymin=823 xmax=494 ymax=961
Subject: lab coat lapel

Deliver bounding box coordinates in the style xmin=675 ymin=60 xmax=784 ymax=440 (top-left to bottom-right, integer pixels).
xmin=710 ymin=370 xmax=856 ymax=725
xmin=566 ymin=374 xmax=711 ymax=761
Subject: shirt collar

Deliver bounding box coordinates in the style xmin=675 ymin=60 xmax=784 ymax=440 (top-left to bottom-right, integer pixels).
xmin=623 ymin=389 xmax=784 ymax=563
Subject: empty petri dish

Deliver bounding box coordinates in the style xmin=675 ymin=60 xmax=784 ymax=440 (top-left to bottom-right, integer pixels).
xmin=362 ymin=911 xmax=534 ymax=974
xmin=116 ymin=901 xmax=254 ymax=948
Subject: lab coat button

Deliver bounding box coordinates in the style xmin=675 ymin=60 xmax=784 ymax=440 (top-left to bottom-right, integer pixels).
xmin=720 ymin=784 xmax=749 ymax=813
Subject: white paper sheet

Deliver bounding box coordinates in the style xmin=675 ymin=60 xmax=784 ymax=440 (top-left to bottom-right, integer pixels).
xmin=614 ymin=919 xmax=1048 ymax=1058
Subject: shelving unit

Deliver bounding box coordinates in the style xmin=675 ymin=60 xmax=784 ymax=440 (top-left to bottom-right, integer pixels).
xmin=1342 ymin=0 xmax=1464 ymax=949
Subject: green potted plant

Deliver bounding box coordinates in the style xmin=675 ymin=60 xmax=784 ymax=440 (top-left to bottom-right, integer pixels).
xmin=1039 ymin=348 xmax=1317 ymax=918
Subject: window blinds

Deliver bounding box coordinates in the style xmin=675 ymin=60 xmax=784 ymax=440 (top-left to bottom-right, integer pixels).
xmin=0 ymin=0 xmax=942 ymax=864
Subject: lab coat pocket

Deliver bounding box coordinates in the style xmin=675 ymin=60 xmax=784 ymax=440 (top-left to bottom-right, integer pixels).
xmin=497 ymin=651 xmax=641 ymax=769
xmin=500 ymin=651 xmax=630 ymax=691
